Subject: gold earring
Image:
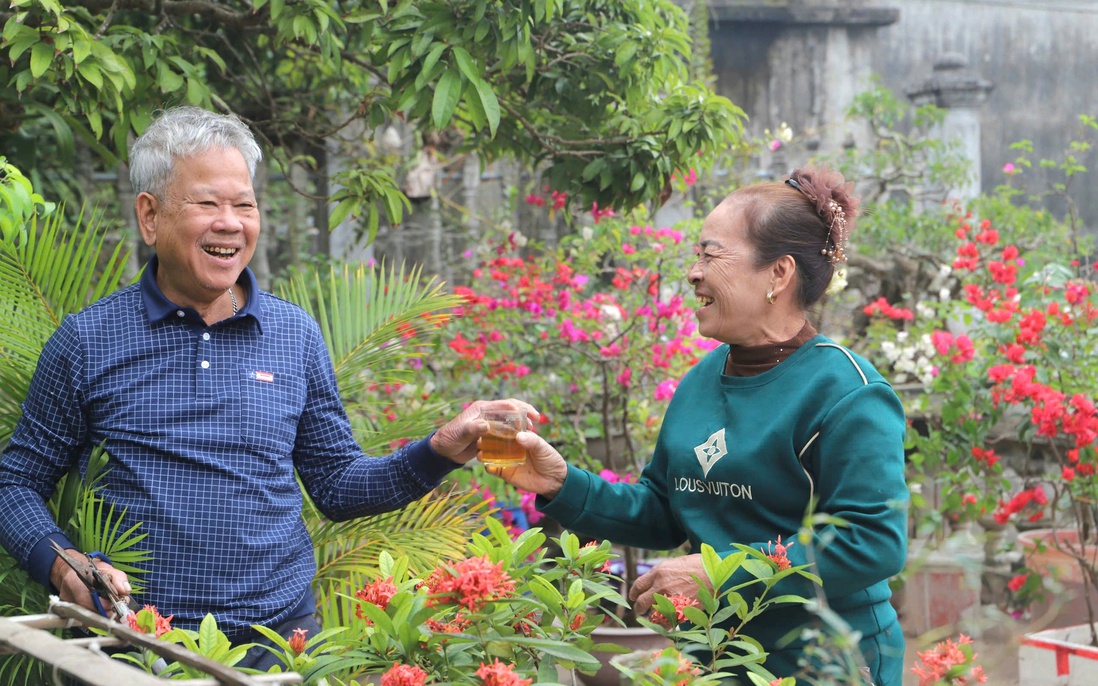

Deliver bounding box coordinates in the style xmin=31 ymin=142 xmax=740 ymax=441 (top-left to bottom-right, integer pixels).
xmin=767 ymin=290 xmax=777 ymax=304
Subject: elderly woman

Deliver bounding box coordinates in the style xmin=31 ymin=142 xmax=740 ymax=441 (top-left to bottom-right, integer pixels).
xmin=495 ymin=165 xmax=909 ymax=685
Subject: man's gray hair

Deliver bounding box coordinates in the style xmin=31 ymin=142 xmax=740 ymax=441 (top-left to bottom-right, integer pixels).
xmin=128 ymin=106 xmax=263 ymax=197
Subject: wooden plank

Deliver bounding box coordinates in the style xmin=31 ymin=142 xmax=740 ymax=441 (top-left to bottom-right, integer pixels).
xmin=48 ymin=601 xmax=302 ymax=686
xmin=0 ymin=615 xmax=164 ymax=686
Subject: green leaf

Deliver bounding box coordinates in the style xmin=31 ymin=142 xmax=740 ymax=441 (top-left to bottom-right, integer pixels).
xmin=157 ymin=65 xmax=184 ymax=93
xmin=420 ymin=42 xmax=447 ymax=78
xmin=740 ymin=558 xmax=774 ymax=580
xmin=471 ymin=78 xmax=500 ymax=136
xmin=451 ymin=46 xmax=479 ymax=83
xmin=72 ymin=38 xmax=91 ymax=65
xmin=431 ymin=66 xmax=463 ymax=130
xmin=30 ymin=41 xmax=54 ymax=79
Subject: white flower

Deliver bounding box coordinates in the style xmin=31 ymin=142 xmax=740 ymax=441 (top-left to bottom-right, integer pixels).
xmin=600 ymin=304 xmax=622 ymax=322
xmin=939 ymin=288 xmax=952 ymax=302
xmin=581 ymin=226 xmax=594 ymax=241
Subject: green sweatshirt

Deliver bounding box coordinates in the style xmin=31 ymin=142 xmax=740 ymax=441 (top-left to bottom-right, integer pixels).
xmin=540 ymin=335 xmax=909 ymax=684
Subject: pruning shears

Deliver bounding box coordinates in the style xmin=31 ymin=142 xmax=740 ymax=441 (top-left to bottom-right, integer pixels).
xmin=49 ymin=540 xmax=136 ymax=620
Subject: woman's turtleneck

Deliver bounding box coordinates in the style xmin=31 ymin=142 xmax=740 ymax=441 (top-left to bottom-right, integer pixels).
xmin=724 ymin=320 xmax=818 ymax=377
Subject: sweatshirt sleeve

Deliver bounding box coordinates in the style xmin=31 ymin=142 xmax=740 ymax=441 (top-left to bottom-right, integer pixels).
xmin=537 ymin=459 xmax=689 ymax=552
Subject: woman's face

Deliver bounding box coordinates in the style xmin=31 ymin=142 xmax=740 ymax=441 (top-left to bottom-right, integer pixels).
xmin=688 ymin=196 xmax=775 ymax=346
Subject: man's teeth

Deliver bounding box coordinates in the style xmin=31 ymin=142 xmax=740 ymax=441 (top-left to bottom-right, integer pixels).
xmin=697 ymin=295 xmax=713 ymax=306
xmin=204 ymin=247 xmax=237 ymax=256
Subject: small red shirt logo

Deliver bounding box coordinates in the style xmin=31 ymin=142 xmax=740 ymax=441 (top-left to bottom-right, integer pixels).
xmin=254 ymin=371 xmax=275 ymax=383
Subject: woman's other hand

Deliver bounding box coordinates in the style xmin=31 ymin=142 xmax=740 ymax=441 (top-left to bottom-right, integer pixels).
xmin=629 ymin=554 xmax=712 ymax=616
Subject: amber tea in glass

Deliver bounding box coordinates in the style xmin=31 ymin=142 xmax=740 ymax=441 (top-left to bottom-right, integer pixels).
xmin=478 ymin=409 xmax=528 ymax=467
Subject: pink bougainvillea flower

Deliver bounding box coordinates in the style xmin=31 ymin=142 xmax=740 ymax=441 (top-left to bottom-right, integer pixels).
xmin=1003 ymin=162 xmax=1016 ymax=174
xmin=654 ymin=378 xmax=678 ymax=400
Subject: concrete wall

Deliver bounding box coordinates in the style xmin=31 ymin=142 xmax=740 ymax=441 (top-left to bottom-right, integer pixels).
xmin=871 ymin=0 xmax=1098 ymax=229
xmin=706 ymin=0 xmax=1098 ymax=232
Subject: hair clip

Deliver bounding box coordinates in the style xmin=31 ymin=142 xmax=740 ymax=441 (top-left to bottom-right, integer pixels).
xmin=785 ymin=178 xmax=801 ymax=191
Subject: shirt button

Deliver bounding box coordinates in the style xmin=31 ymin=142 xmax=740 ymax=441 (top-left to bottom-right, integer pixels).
xmin=202 ymin=332 xmax=210 ymax=341
xmin=176 ymin=310 xmax=185 ymax=317
xmin=200 ymin=360 xmax=210 ymax=369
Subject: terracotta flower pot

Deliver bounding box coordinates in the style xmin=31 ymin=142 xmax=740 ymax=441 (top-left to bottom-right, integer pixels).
xmin=580 ymin=624 xmax=672 ymax=686
xmin=1018 ymin=528 xmax=1098 ymax=628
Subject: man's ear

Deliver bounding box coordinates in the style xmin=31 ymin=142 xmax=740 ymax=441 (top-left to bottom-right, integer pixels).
xmin=135 ymin=192 xmax=159 ymax=247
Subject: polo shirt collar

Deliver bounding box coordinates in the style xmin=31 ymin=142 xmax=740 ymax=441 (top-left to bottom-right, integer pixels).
xmin=140 ymin=256 xmax=263 ymax=330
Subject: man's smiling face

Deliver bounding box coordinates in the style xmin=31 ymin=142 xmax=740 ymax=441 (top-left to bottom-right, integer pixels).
xmin=138 ymin=146 xmax=259 ymax=310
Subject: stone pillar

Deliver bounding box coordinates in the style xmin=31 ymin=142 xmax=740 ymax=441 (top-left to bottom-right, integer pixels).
xmin=905 ymin=53 xmax=993 ymax=202
xmin=706 ymin=1 xmax=899 ymax=178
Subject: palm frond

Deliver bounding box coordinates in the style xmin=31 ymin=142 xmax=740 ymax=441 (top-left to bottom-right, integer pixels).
xmin=310 ymin=486 xmax=493 ymax=632
xmin=309 ymin=486 xmax=491 ymax=581
xmin=345 ymin=400 xmax=457 ymax=456
xmin=0 ymin=205 xmax=131 ymax=443
xmin=277 ymin=261 xmax=463 ymax=399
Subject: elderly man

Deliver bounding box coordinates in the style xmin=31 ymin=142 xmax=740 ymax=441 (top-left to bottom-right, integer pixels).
xmin=0 ymin=106 xmax=512 ymax=669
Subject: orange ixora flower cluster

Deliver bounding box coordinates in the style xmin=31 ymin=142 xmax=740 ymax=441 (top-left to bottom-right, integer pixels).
xmin=765 ymin=535 xmax=794 ymax=570
xmin=648 ymin=594 xmax=700 ymax=629
xmin=355 ymin=575 xmax=398 ymax=622
xmin=475 ymin=658 xmax=534 ymax=686
xmin=381 ymin=662 xmax=429 ymax=686
xmin=910 ymin=634 xmax=987 ymax=686
xmin=422 ymin=555 xmax=517 ymax=612
xmin=125 ymin=604 xmax=173 ymax=638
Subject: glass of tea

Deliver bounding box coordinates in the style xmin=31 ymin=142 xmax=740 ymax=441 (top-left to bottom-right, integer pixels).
xmin=478 ymin=409 xmax=529 ymax=467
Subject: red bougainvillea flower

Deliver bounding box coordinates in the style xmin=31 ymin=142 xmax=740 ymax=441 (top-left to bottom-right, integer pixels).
xmin=970 ymin=446 xmax=1000 ymax=468
xmin=381 ymin=662 xmax=429 ymax=686
xmin=992 ymin=486 xmax=1048 ymax=525
xmin=863 ymin=297 xmax=914 ymax=321
xmin=288 ymin=628 xmax=308 ymax=655
xmin=648 ymin=594 xmax=700 ymax=629
xmin=1007 ymin=573 xmax=1030 ymax=593
xmin=423 ymin=555 xmax=516 ymax=612
xmin=476 ymin=659 xmax=533 ymax=686
xmin=356 ymin=576 xmax=399 ymax=621
xmin=125 ymin=605 xmax=173 ymax=638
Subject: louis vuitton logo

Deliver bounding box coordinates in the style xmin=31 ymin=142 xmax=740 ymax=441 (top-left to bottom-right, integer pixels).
xmin=694 ymin=428 xmax=727 ymax=478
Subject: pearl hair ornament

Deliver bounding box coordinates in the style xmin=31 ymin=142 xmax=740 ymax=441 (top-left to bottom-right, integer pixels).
xmin=785 ymin=177 xmax=848 ymax=265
